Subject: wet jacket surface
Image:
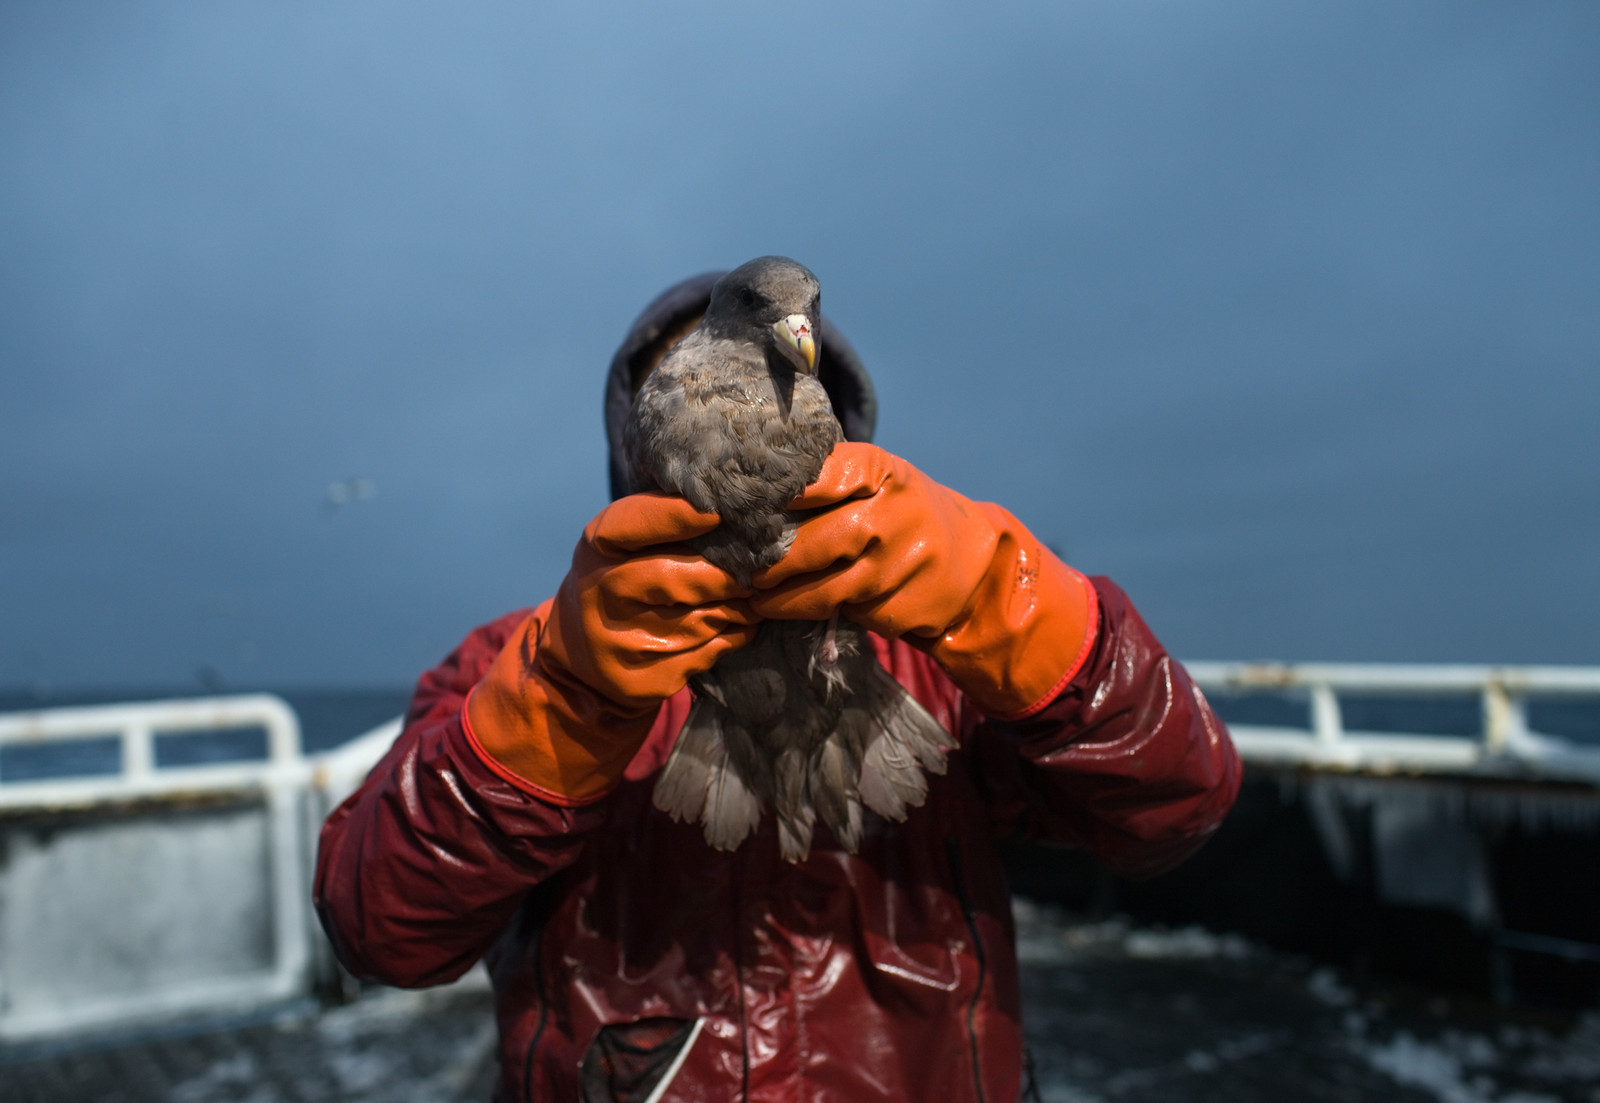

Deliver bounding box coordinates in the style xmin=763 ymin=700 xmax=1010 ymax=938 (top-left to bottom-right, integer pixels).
xmin=315 ymin=578 xmax=1240 ymax=1102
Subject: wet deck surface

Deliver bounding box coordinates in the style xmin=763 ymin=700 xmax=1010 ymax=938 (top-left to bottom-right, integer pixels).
xmin=4 ymin=905 xmax=1597 ymax=1103
xmin=1012 ymin=904 xmax=1598 ymax=1103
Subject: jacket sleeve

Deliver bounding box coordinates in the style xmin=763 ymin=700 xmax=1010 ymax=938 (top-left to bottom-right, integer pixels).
xmin=970 ymin=576 xmax=1242 ymax=878
xmin=313 ymin=606 xmax=610 ymax=987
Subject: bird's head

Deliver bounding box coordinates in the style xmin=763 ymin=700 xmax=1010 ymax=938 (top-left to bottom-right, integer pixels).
xmin=705 ymin=256 xmax=822 ymax=376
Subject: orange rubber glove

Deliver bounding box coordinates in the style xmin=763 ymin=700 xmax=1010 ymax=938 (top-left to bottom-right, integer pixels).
xmin=465 ymin=495 xmax=758 ymax=804
xmin=749 ymin=443 xmax=1099 ymax=719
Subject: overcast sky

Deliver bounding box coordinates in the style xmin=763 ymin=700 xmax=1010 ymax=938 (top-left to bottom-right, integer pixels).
xmin=2 ymin=1 xmax=1596 ymax=691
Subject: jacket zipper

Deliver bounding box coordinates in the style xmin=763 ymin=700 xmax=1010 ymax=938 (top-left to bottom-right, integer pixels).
xmin=521 ymin=921 xmax=548 ymax=1103
xmin=945 ymin=837 xmax=988 ymax=1103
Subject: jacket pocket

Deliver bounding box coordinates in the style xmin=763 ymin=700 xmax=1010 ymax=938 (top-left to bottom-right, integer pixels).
xmin=579 ymin=1016 xmax=705 ymax=1103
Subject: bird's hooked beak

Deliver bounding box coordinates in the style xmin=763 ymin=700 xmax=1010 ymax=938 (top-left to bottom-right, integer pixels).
xmin=772 ymin=314 xmax=818 ymax=374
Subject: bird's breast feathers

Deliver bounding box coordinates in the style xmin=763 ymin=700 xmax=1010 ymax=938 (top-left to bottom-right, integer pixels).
xmin=630 ymin=354 xmax=839 ymax=511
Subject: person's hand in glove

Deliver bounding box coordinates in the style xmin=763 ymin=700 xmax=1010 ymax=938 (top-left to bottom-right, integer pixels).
xmin=750 ymin=443 xmax=1100 ymax=719
xmin=466 ymin=495 xmax=757 ymax=804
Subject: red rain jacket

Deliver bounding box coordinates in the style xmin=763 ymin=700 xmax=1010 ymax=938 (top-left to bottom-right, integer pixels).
xmin=315 ymin=577 xmax=1240 ymax=1102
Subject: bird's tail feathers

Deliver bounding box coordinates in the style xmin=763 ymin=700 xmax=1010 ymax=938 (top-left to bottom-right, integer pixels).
xmin=703 ymin=759 xmax=765 ymax=851
xmin=854 ymin=663 xmax=957 ymax=823
xmin=809 ymin=733 xmax=863 ymax=854
xmin=773 ymin=746 xmax=818 ymax=862
xmin=653 ymin=698 xmax=765 ymax=852
xmin=777 ymin=807 xmax=817 ymax=864
xmin=653 ymin=652 xmax=955 ymax=861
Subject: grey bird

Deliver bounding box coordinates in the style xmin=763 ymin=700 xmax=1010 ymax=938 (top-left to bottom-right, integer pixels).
xmin=624 ymin=256 xmax=956 ymax=862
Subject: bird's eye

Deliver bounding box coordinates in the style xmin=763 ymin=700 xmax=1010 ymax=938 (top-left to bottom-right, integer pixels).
xmin=738 ymin=288 xmax=758 ymax=308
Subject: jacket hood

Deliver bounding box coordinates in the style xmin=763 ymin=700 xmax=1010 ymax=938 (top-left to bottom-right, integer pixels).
xmin=605 ymin=270 xmax=878 ymax=500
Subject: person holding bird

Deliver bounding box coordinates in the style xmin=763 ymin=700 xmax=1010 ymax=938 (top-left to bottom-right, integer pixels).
xmin=315 ymin=258 xmax=1241 ymax=1103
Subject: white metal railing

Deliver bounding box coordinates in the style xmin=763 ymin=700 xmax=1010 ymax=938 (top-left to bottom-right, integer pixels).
xmin=0 ymin=695 xmax=313 ymax=1041
xmin=1 ymin=663 xmax=1596 ymax=1042
xmin=1184 ymin=662 xmax=1600 ymax=784
xmin=0 ymin=694 xmax=307 ymax=808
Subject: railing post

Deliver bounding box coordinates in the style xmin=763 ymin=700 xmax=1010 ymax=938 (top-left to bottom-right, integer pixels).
xmin=124 ymin=722 xmax=154 ymax=777
xmin=1483 ymin=681 xmax=1526 ymax=754
xmin=1310 ymin=683 xmax=1343 ymax=750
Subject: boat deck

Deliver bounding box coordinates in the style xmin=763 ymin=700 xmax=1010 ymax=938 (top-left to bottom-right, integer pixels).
xmin=4 ymin=905 xmax=1595 ymax=1103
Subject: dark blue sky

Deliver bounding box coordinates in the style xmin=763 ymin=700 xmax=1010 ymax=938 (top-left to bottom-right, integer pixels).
xmin=3 ymin=1 xmax=1597 ymax=689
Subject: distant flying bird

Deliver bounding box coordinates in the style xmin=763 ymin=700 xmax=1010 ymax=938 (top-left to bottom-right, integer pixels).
xmin=323 ymin=477 xmax=375 ymax=514
xmin=625 ymin=256 xmax=955 ymax=862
